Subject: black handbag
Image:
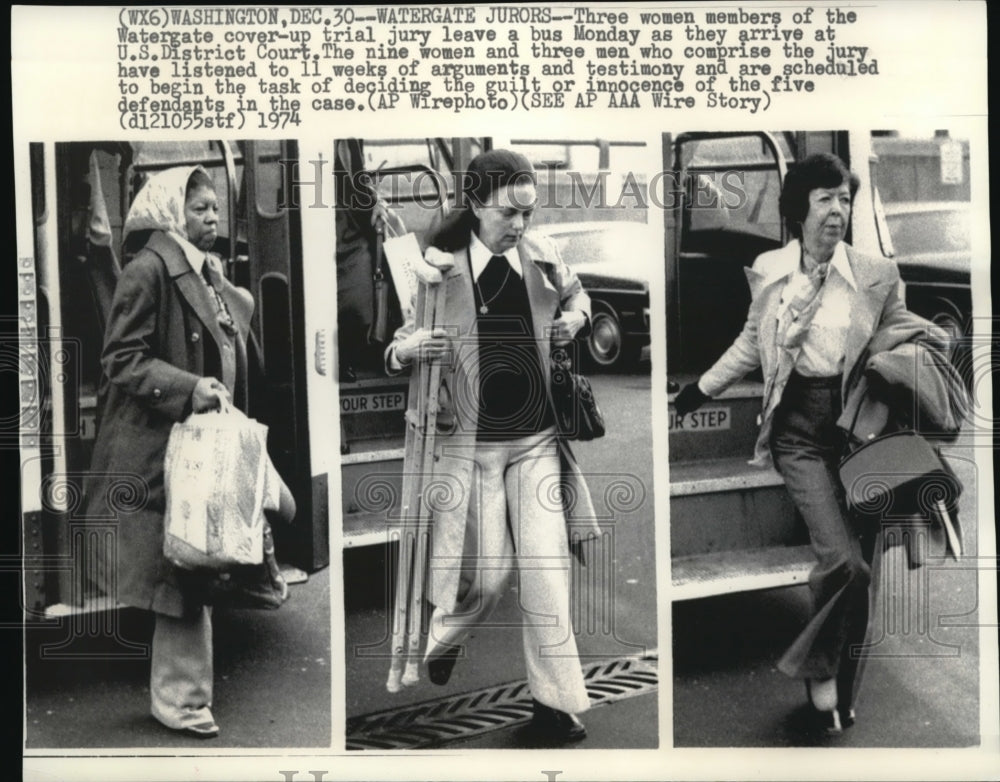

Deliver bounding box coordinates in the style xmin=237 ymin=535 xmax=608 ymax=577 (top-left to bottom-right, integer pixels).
xmin=550 ymin=346 xmax=606 ymax=441
xmin=839 ymin=391 xmax=962 ymax=558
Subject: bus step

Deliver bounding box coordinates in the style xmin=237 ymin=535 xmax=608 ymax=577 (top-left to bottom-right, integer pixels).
xmin=668 ymin=381 xmax=765 ymax=462
xmin=44 ymin=595 xmax=123 ymax=618
xmin=343 ymin=512 xmax=393 ymax=549
xmin=342 ymin=450 xmax=403 ymax=549
xmin=669 ymin=456 xmax=784 ymax=496
xmin=671 ymin=545 xmax=816 ymax=601
xmin=340 ymin=446 xmax=405 ymax=466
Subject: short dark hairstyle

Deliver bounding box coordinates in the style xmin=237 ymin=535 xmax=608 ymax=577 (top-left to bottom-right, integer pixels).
xmin=779 ymin=153 xmax=860 ymax=239
xmin=463 ymin=148 xmax=536 ymax=206
xmin=429 ymin=149 xmax=536 ymax=251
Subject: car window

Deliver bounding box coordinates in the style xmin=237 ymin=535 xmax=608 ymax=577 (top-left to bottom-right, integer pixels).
xmin=886 ymin=207 xmax=970 ymax=257
xmin=555 ymin=230 xmax=611 ymax=265
xmin=550 ymin=225 xmax=646 ymax=266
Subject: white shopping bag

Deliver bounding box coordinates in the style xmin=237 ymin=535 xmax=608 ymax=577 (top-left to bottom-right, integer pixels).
xmin=163 ymin=405 xmax=283 ymax=570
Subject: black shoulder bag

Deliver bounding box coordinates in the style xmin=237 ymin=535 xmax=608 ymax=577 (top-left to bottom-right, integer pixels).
xmin=838 ymin=385 xmax=962 ymax=558
xmin=550 ymin=345 xmax=606 ymax=441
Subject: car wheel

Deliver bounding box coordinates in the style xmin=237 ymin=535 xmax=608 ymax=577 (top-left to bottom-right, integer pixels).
xmin=931 ymin=311 xmax=963 ymax=352
xmin=931 ymin=309 xmax=973 ymax=389
xmin=587 ymin=307 xmax=624 ymax=370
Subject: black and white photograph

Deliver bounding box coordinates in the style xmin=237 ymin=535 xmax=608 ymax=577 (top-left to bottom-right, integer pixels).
xmin=21 ymin=140 xmax=332 ymax=748
xmin=12 ymin=2 xmax=994 ymax=781
xmin=666 ymin=129 xmax=984 ymax=747
xmin=338 ymin=137 xmax=660 ymax=749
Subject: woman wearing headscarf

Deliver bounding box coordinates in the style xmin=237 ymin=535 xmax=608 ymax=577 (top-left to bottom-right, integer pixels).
xmin=385 ymin=149 xmax=600 ymax=744
xmin=85 ymin=166 xmax=253 ymax=738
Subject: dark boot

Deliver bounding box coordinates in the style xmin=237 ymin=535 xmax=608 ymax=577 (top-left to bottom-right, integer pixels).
xmin=528 ymin=698 xmax=587 ymax=744
xmin=427 ymin=646 xmax=460 ymax=685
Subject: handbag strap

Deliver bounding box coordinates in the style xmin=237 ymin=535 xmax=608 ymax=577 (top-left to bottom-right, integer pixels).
xmin=373 ymin=204 xmax=385 ymax=282
xmin=844 ymin=381 xmax=870 ymax=445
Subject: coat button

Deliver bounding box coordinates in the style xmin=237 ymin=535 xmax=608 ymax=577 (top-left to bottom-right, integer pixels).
xmin=152 ymin=388 xmax=162 ymax=399
xmin=191 ymin=332 xmax=200 ymax=343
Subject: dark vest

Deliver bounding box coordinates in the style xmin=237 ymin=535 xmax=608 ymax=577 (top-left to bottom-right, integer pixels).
xmin=472 ymin=256 xmax=554 ymax=440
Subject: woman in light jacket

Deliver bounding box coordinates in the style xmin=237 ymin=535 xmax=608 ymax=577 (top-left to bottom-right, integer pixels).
xmin=386 ymin=149 xmax=600 ymax=744
xmin=675 ymin=153 xmax=932 ymax=734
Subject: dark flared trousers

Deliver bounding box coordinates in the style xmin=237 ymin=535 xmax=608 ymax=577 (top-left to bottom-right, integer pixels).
xmin=770 ymin=373 xmax=871 ymax=702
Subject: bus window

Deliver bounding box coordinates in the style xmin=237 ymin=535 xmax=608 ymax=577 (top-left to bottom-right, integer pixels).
xmin=679 ymin=134 xmax=790 ymax=247
xmin=670 ymin=132 xmax=789 ymax=375
xmin=508 ymin=138 xmax=650 ymax=226
xmin=25 ymin=140 xmax=327 ymax=617
xmin=247 ymin=139 xmax=285 ymax=216
xmin=363 ymin=138 xmax=457 ymax=248
xmin=126 ymin=141 xmax=244 ymax=263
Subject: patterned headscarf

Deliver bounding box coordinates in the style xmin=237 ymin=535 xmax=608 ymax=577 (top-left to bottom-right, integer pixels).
xmin=122 ymin=165 xmax=211 ymax=247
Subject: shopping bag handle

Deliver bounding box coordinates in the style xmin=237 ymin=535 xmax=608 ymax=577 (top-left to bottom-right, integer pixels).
xmin=198 ymin=393 xmax=233 ymax=415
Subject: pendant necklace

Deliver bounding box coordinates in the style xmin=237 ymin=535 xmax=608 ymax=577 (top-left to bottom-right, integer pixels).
xmin=475 ymin=264 xmax=511 ymax=315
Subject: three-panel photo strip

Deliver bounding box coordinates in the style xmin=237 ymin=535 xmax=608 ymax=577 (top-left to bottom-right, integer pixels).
xmin=15 ymin=4 xmax=996 ymax=782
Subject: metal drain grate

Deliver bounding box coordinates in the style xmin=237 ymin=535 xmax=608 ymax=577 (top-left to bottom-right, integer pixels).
xmin=346 ymin=653 xmax=658 ymax=750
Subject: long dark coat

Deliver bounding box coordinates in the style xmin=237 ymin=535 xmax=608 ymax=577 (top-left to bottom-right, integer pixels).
xmin=85 ymin=231 xmax=253 ymax=618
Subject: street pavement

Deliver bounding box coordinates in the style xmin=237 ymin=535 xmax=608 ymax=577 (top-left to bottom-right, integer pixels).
xmin=25 ymin=369 xmax=659 ymax=753
xmin=30 ymin=362 xmax=985 ymax=753
xmin=442 ymin=691 xmax=659 ymax=749
xmin=343 ymin=369 xmax=660 ymax=747
xmin=25 ymin=565 xmax=331 ymax=749
xmin=673 ymin=427 xmax=986 ymax=747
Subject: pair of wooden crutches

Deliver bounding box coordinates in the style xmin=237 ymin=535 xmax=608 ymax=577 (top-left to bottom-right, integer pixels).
xmin=386 ymin=248 xmax=454 ymax=692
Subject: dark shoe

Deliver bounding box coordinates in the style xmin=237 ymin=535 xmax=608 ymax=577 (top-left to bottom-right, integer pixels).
xmin=427 ymin=646 xmax=460 ymax=685
xmin=810 ymin=705 xmax=843 ymax=735
xmin=835 ymin=660 xmax=858 ymax=730
xmin=805 ymin=680 xmax=842 ymax=736
xmin=529 ymin=698 xmax=587 ymax=744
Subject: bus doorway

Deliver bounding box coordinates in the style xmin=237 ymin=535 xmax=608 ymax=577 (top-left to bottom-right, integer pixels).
xmin=664 ymin=129 xmax=974 ymax=600
xmin=20 ymin=139 xmax=330 ymax=619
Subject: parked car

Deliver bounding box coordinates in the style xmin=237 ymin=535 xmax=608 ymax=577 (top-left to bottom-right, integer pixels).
xmin=532 ymin=220 xmax=652 ymax=370
xmin=884 ymin=200 xmax=971 ymax=336
xmin=883 ymin=201 xmax=973 ymax=381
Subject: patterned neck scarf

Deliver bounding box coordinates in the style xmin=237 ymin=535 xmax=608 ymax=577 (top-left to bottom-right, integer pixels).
xmin=760 ymin=251 xmax=831 ymax=426
xmin=201 ymin=253 xmax=237 ymax=336
xmin=777 ymin=256 xmax=829 ymax=352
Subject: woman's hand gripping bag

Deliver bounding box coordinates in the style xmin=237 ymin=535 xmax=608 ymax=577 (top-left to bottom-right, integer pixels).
xmin=163 ymin=406 xmax=272 ymax=570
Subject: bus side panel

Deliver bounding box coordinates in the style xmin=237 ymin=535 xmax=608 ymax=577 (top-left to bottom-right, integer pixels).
xmin=245 ymin=141 xmax=330 ymax=571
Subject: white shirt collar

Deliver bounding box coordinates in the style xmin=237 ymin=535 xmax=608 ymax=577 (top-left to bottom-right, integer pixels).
xmin=469 ymin=232 xmax=522 ymax=280
xmin=828 ymin=241 xmax=856 ymax=290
